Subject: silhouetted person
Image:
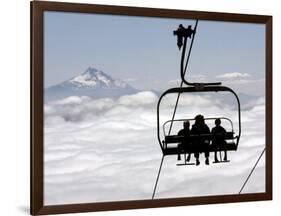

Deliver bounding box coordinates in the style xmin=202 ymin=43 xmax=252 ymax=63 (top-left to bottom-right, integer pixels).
xmin=177 ymin=121 xmax=191 ymax=161
xmin=191 ymin=115 xmax=210 ymax=166
xmin=211 ymin=118 xmax=227 ymax=162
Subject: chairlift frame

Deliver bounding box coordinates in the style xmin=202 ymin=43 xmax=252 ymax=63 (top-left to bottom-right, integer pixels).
xmin=156 ymin=85 xmax=242 ymax=155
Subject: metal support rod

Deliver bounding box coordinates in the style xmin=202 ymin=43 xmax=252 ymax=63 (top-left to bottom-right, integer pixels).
xmin=180 ymin=20 xmax=221 ymax=86
xmin=152 ymin=155 xmax=165 ymax=199
xmin=168 ymin=20 xmax=198 ymax=136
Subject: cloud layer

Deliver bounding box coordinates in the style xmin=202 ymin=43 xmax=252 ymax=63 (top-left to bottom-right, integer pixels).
xmin=44 ymin=91 xmax=265 ymax=205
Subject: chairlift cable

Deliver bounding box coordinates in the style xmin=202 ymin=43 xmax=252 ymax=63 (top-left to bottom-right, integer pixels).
xmin=238 ymin=147 xmax=266 ymax=194
xmin=182 ymin=20 xmax=199 ymax=84
xmin=152 ymin=155 xmax=165 ymax=199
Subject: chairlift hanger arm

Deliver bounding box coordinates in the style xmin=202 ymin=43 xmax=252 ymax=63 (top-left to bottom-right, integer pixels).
xmin=167 ymin=21 xmax=221 ymax=137
xmin=174 ymin=22 xmax=221 ymax=86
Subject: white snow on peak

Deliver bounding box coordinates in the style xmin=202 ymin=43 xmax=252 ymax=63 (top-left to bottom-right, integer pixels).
xmin=67 ymin=67 xmax=128 ymax=89
xmin=70 ymin=73 xmax=97 ymax=87
xmin=95 ymin=70 xmax=111 ymax=86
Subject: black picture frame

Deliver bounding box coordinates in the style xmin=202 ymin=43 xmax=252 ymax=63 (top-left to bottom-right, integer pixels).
xmin=31 ymin=1 xmax=272 ymax=215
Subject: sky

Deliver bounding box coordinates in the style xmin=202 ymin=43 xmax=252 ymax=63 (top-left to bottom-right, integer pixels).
xmin=44 ymin=11 xmax=266 ymax=95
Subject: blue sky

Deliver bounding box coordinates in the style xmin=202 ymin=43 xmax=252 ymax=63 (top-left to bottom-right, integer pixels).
xmin=44 ymin=11 xmax=265 ymax=95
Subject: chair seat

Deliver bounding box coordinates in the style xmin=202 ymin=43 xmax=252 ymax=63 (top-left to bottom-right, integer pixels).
xmin=163 ymin=143 xmax=237 ymax=156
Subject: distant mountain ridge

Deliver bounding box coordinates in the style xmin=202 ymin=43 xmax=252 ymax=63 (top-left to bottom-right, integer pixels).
xmin=45 ymin=67 xmax=261 ymax=109
xmin=45 ymin=67 xmax=138 ymax=102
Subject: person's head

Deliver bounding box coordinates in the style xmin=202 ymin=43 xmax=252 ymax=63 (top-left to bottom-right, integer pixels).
xmin=195 ymin=114 xmax=203 ymax=125
xmin=183 ymin=120 xmax=190 ymax=129
xmin=215 ymin=118 xmax=221 ymax=126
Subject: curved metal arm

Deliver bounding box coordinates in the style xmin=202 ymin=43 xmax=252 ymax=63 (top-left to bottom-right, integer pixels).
xmin=175 ymin=21 xmax=222 ymax=86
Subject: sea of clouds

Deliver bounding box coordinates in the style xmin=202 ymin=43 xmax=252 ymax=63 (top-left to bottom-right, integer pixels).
xmin=44 ymin=91 xmax=265 ymax=205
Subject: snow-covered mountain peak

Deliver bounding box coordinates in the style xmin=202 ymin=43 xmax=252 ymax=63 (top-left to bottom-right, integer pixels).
xmin=45 ymin=67 xmax=138 ymax=102
xmin=66 ymin=67 xmax=128 ymax=89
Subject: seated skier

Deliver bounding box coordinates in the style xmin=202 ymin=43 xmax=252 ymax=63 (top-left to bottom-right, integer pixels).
xmin=211 ymin=118 xmax=228 ymax=162
xmin=177 ymin=120 xmax=191 ymax=161
xmin=191 ymin=115 xmax=210 ymax=166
